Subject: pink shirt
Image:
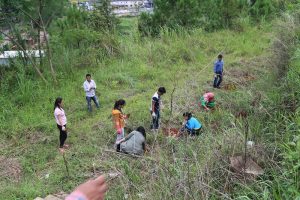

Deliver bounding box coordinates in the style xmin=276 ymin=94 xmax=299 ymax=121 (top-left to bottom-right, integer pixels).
xmin=54 ymin=107 xmax=67 ymax=126
xmin=65 ymin=191 xmax=87 ymax=200
xmin=203 ymin=92 xmax=214 ymax=102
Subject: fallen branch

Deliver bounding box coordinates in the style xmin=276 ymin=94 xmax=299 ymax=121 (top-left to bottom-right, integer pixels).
xmin=103 ymin=149 xmax=157 ymax=162
xmin=62 ymin=152 xmax=70 ymax=177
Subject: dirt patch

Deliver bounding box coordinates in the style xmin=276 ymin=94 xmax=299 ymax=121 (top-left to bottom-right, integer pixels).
xmin=223 ymin=82 xmax=237 ymax=91
xmin=228 ymin=69 xmax=255 ymax=80
xmin=52 ymin=192 xmax=68 ymax=199
xmin=230 ymin=155 xmax=264 ymax=176
xmin=210 ymin=121 xmax=221 ymax=132
xmin=251 ymin=93 xmax=262 ymax=107
xmin=235 ymin=110 xmax=248 ymax=119
xmin=0 ymin=156 xmax=22 ymax=182
xmin=162 ymin=127 xmax=180 ymax=137
xmin=227 ymin=69 xmax=256 ymax=85
xmin=25 ymin=131 xmax=49 ymax=144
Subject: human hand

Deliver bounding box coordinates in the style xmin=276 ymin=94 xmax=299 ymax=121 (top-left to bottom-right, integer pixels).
xmin=62 ymin=126 xmax=66 ymax=131
xmin=116 ymin=140 xmax=121 ymax=145
xmin=117 ymin=128 xmax=122 ymax=134
xmin=68 ymin=175 xmax=107 ymax=200
xmin=152 ymin=112 xmax=156 ymax=118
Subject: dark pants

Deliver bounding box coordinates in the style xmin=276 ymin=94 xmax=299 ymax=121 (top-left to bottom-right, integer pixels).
xmin=116 ymin=144 xmax=121 ymax=152
xmin=57 ymin=124 xmax=67 ymax=148
xmin=213 ymin=72 xmax=223 ymax=88
xmin=86 ymin=96 xmax=100 ymax=112
xmin=150 ymin=110 xmax=160 ymax=129
xmin=187 ymin=127 xmax=202 ymax=136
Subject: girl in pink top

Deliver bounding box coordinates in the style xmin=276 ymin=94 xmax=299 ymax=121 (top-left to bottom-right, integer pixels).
xmin=200 ymin=92 xmax=215 ymax=111
xmin=54 ymin=97 xmax=68 ymax=152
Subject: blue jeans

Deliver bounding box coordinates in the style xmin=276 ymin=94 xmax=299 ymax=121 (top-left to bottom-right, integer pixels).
xmin=86 ymin=96 xmax=99 ymax=112
xmin=150 ymin=110 xmax=160 ymax=129
xmin=186 ymin=127 xmax=202 ymax=136
xmin=213 ymin=72 xmax=223 ymax=88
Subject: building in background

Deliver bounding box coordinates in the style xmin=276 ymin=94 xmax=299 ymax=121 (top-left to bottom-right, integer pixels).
xmin=75 ymin=0 xmax=153 ymax=16
xmin=0 ymin=50 xmax=44 ymax=66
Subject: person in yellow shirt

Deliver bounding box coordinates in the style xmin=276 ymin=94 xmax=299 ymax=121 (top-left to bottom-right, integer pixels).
xmin=112 ymin=99 xmax=130 ymax=144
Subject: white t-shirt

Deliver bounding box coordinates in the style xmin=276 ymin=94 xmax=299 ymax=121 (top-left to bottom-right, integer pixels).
xmin=150 ymin=92 xmax=161 ymax=112
xmin=83 ymin=80 xmax=96 ymax=97
xmin=54 ymin=107 xmax=67 ymax=126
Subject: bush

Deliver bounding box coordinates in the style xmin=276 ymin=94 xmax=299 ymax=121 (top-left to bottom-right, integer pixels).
xmin=138 ymin=0 xmax=297 ymax=36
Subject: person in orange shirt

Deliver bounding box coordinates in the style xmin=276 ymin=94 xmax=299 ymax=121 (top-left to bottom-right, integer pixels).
xmin=112 ymin=99 xmax=130 ymax=144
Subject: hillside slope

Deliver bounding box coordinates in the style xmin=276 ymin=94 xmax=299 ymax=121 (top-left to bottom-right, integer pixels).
xmin=1 ymin=17 xmax=299 ymax=199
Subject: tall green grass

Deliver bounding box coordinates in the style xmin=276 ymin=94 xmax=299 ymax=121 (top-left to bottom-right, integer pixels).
xmin=1 ymin=15 xmax=299 ymax=199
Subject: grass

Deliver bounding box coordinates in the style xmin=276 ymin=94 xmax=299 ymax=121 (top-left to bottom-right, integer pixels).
xmin=0 ymin=16 xmax=299 ymax=199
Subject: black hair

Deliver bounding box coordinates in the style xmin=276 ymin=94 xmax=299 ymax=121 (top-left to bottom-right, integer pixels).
xmin=136 ymin=126 xmax=146 ymax=138
xmin=86 ymin=73 xmax=91 ymax=77
xmin=54 ymin=97 xmax=63 ymax=110
xmin=218 ymin=54 xmax=223 ymax=59
xmin=183 ymin=112 xmax=192 ymax=120
xmin=113 ymin=99 xmax=126 ymax=110
xmin=158 ymin=87 xmax=166 ymax=94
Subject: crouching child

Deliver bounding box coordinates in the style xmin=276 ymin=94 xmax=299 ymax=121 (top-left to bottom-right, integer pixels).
xmin=181 ymin=112 xmax=202 ymax=136
xmin=200 ymin=92 xmax=215 ymax=111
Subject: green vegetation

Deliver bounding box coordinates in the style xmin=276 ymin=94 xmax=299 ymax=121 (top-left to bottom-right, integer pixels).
xmin=138 ymin=0 xmax=292 ymax=35
xmin=0 ymin=1 xmax=299 ymax=199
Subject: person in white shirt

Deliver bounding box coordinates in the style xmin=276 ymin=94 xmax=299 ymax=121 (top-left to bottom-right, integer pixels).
xmin=83 ymin=74 xmax=100 ymax=112
xmin=150 ymin=87 xmax=166 ymax=130
xmin=54 ymin=97 xmax=68 ymax=153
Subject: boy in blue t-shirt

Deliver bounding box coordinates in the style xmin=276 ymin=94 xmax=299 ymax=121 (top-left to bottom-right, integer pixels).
xmin=213 ymin=54 xmax=224 ymax=88
xmin=181 ymin=112 xmax=202 ymax=136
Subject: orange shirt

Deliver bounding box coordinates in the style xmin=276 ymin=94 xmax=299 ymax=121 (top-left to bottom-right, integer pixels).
xmin=112 ymin=109 xmax=126 ymax=129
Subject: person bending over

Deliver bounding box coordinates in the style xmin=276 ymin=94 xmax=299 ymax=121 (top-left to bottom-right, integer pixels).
xmin=116 ymin=126 xmax=146 ymax=155
xmin=181 ymin=112 xmax=202 ymax=136
xmin=200 ymin=92 xmax=215 ymax=111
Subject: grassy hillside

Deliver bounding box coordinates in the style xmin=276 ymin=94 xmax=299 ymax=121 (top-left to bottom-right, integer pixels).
xmin=0 ymin=16 xmax=299 ymax=199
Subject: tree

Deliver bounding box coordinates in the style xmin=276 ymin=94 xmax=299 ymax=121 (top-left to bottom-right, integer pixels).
xmin=138 ymin=0 xmax=201 ymax=36
xmin=0 ymin=0 xmax=68 ymax=83
xmin=88 ymin=0 xmax=119 ymax=32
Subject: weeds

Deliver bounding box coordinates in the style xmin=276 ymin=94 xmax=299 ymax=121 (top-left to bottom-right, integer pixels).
xmin=0 ymin=12 xmax=299 ymax=200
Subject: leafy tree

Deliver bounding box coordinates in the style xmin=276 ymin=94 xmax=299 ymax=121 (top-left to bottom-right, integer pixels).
xmin=88 ymin=0 xmax=119 ymax=32
xmin=50 ymin=4 xmax=119 ymax=65
xmin=138 ymin=0 xmax=296 ymax=36
xmin=0 ymin=0 xmax=68 ymax=83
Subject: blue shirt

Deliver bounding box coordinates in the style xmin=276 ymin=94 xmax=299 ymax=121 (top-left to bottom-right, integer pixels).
xmin=185 ymin=117 xmax=202 ymax=130
xmin=214 ymin=60 xmax=224 ymax=73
